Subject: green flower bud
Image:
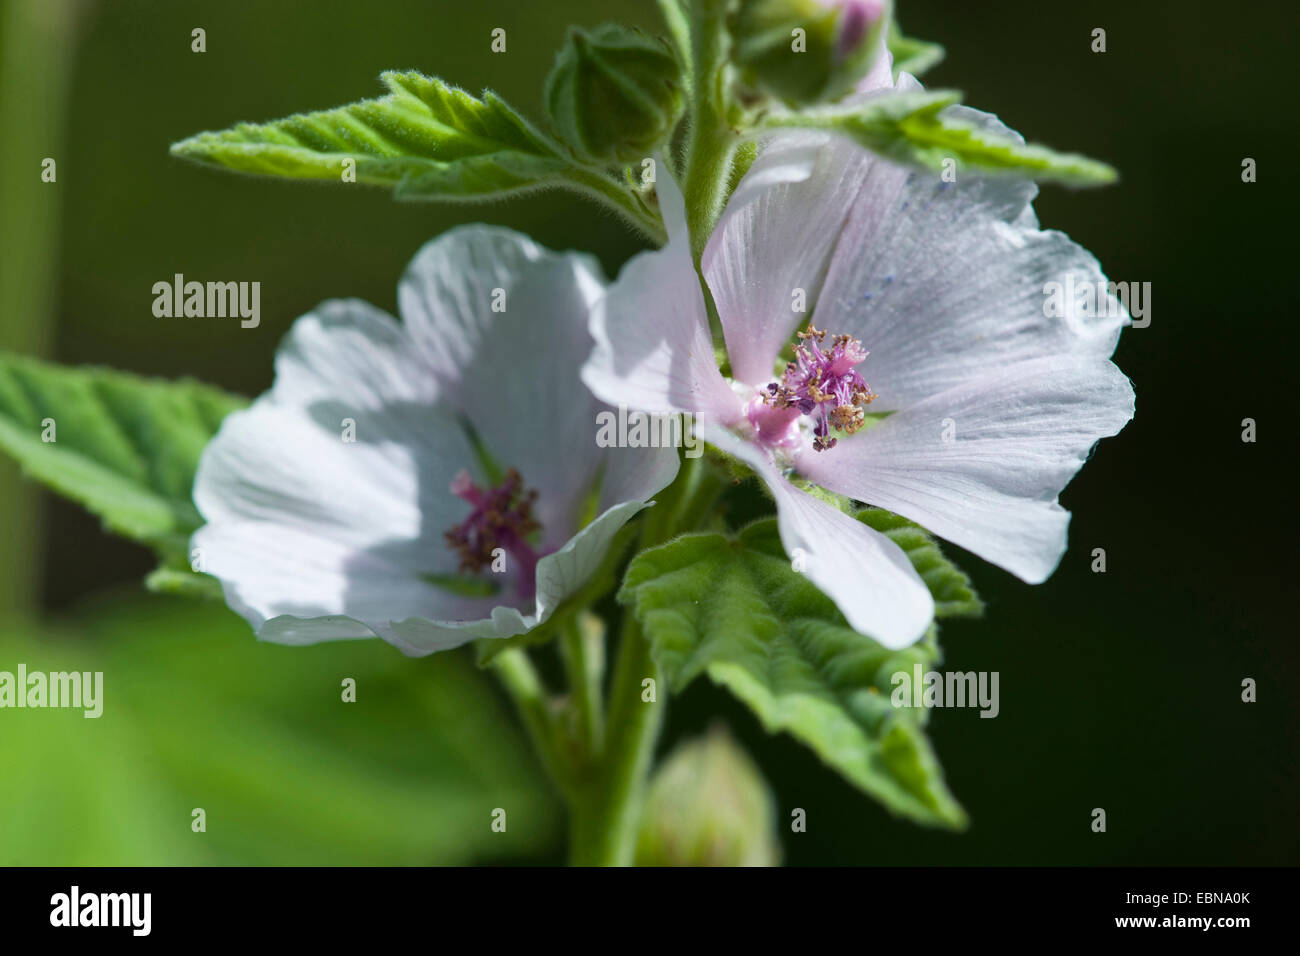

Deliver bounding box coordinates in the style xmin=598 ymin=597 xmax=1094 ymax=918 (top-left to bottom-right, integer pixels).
xmin=635 ymin=726 xmax=782 ymax=867
xmin=544 ymin=24 xmax=684 ymax=165
xmin=731 ymin=0 xmax=890 ymax=104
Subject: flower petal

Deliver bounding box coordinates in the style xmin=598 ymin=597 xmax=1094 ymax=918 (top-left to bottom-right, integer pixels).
xmin=198 ymin=243 xmax=679 ymax=656
xmin=582 ymin=168 xmax=740 ymax=424
xmin=398 ymin=224 xmax=679 ymax=540
xmin=396 ymin=224 xmax=555 ymax=389
xmin=534 ymin=498 xmax=653 ymax=622
xmin=797 ymin=354 xmax=1135 ymax=583
xmin=856 ymin=23 xmax=894 ymax=93
xmin=810 ymin=94 xmax=1124 ymax=411
xmin=195 ymin=303 xmax=474 ymax=561
xmin=194 ymin=520 xmax=499 ymax=651
xmin=702 ymin=424 xmax=933 ymax=648
xmin=703 ymin=132 xmax=868 ymax=386
xmin=193 ymin=300 xmax=509 ymax=651
xmin=389 ymin=606 xmax=534 ymax=657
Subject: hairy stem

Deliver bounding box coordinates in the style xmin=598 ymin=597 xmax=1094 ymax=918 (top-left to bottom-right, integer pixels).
xmin=681 ymin=0 xmax=738 ymax=263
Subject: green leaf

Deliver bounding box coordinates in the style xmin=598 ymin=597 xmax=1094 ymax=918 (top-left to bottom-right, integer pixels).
xmin=172 ymin=71 xmax=564 ymax=195
xmin=0 ymin=596 xmax=558 ymax=864
xmin=856 ymin=507 xmax=983 ymax=619
xmin=171 ymin=71 xmax=665 ymax=240
xmin=0 ymin=351 xmax=245 ymax=589
xmin=887 ymin=20 xmax=946 ymax=79
xmin=619 ymin=518 xmax=968 ymax=827
xmin=758 ymin=89 xmax=1118 ymax=187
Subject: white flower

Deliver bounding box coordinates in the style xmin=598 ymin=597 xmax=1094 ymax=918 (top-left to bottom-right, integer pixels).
xmin=193 ymin=226 xmax=679 ymax=655
xmin=582 ymin=75 xmax=1135 ymax=649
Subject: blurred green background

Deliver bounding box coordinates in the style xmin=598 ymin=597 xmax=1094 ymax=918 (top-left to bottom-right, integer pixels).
xmin=1 ymin=0 xmax=1295 ymax=864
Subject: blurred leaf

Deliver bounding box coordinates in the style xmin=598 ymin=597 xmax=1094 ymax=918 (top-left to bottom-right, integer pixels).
xmin=0 ymin=595 xmax=558 ymax=864
xmin=619 ymin=519 xmax=967 ymax=828
xmin=758 ymin=89 xmax=1117 ymax=187
xmin=0 ymin=351 xmax=243 ymax=591
xmin=887 ymin=20 xmax=946 ymax=79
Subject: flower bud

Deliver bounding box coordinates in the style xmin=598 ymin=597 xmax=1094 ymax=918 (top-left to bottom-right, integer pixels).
xmin=635 ymin=726 xmax=782 ymax=867
xmin=731 ymin=0 xmax=890 ymax=104
xmin=544 ymin=24 xmax=684 ymax=165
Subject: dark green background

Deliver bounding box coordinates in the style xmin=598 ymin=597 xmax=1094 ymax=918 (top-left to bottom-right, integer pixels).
xmin=8 ymin=0 xmax=1298 ymax=863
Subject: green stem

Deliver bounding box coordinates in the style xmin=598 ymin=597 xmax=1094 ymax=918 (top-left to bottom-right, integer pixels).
xmin=568 ymin=614 xmax=663 ymax=865
xmin=564 ymin=455 xmax=726 ymax=865
xmin=559 ymin=614 xmax=604 ymax=759
xmin=681 ymin=0 xmax=738 ymax=263
xmin=491 ymin=647 xmax=573 ymax=798
xmin=664 ymin=450 xmax=728 ymax=533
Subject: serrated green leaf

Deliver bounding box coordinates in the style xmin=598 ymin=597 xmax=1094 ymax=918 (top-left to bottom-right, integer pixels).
xmin=619 ymin=518 xmax=967 ymax=827
xmin=170 ymin=70 xmax=666 ymax=242
xmin=172 ymin=71 xmax=568 ymax=197
xmin=758 ymin=89 xmax=1117 ymax=187
xmin=856 ymin=507 xmax=983 ymax=619
xmin=0 ymin=351 xmax=245 ymax=587
xmin=888 ymin=20 xmax=946 ymax=79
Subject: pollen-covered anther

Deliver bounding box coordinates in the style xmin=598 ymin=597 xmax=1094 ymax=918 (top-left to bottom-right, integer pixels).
xmin=760 ymin=322 xmax=877 ymax=452
xmin=444 ymin=467 xmax=541 ymax=576
xmin=830 ymin=403 xmax=866 ymax=434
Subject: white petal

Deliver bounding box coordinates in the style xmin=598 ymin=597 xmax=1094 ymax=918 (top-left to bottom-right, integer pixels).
xmin=534 ymin=498 xmax=654 ymax=623
xmin=592 ymin=432 xmax=682 ymax=519
xmin=703 ymin=132 xmax=868 ymax=386
xmin=195 ymin=307 xmax=473 ymax=562
xmin=856 ymin=27 xmax=894 ymax=93
xmin=193 ymin=302 xmax=515 ymax=651
xmin=397 ymin=224 xmax=554 ymax=388
xmin=268 ymin=298 xmax=439 ymax=409
xmin=797 ymin=355 xmax=1135 ymax=583
xmin=810 ymin=96 xmax=1124 ymax=411
xmin=197 ymin=248 xmax=677 ymax=655
xmin=723 ymin=133 xmax=826 ymax=211
xmin=397 ymin=223 xmax=678 ymax=538
xmin=194 ymin=520 xmax=497 ymax=651
xmin=389 ymin=606 xmax=535 ymax=657
xmin=701 ymin=424 xmax=933 ymax=648
xmin=582 ymin=168 xmax=740 ymax=424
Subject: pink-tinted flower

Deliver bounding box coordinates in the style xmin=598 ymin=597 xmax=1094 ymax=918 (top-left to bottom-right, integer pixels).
xmin=583 ymin=78 xmax=1134 ymax=649
xmin=194 ymin=226 xmax=678 ymax=655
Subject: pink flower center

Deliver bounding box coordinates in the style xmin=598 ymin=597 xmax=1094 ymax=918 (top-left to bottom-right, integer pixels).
xmin=444 ymin=467 xmax=542 ymax=594
xmin=753 ymin=323 xmax=877 ymax=452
